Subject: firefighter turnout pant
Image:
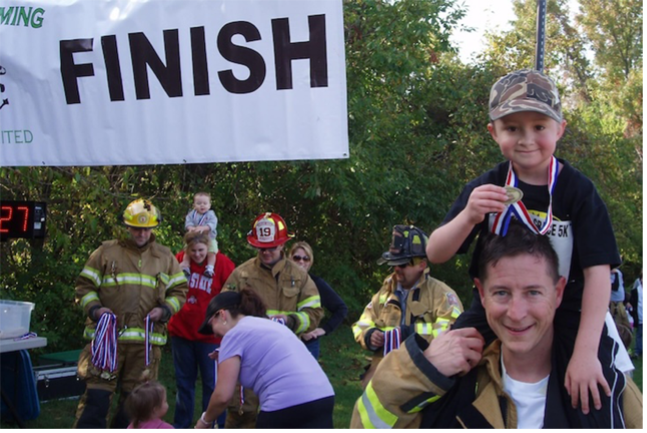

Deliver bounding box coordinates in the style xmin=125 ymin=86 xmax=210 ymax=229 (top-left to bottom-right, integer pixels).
xmin=73 ymin=343 xmax=162 ymax=428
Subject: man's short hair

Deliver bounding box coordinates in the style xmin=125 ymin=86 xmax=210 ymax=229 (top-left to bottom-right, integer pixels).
xmin=478 ymin=220 xmax=560 ymax=283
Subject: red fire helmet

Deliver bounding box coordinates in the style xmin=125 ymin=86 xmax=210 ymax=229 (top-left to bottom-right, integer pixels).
xmin=247 ymin=212 xmax=294 ymax=248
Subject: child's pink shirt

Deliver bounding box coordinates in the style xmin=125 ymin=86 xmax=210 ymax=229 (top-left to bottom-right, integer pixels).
xmin=127 ymin=419 xmax=174 ymax=429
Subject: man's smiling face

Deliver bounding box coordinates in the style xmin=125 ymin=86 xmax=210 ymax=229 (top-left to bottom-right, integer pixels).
xmin=475 ymin=253 xmax=565 ymax=359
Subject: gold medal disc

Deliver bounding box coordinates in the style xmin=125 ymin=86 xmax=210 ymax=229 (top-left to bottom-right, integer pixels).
xmin=503 ymin=186 xmax=523 ymax=205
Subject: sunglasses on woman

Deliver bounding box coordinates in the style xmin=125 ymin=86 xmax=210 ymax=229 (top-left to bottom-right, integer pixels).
xmin=292 ymin=255 xmax=311 ymax=262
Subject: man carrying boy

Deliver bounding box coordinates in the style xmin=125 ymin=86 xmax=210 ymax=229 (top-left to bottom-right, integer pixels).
xmin=352 ymin=225 xmax=463 ymax=388
xmin=73 ymin=199 xmax=187 ymax=428
xmin=351 ymin=222 xmax=642 ymax=428
xmin=426 ymin=69 xmax=631 ymax=427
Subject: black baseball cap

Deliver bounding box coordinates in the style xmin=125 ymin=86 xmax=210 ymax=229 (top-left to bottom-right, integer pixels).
xmin=198 ymin=291 xmax=241 ymax=335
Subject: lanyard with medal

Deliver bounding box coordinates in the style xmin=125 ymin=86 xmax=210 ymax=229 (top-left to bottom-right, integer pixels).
xmin=491 ymin=156 xmax=558 ymax=236
xmin=142 ymin=313 xmax=155 ymax=379
xmin=383 ymin=327 xmax=402 ymax=357
xmin=92 ymin=312 xmax=118 ymax=380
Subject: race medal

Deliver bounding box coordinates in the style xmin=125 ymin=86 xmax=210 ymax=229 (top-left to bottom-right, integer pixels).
xmin=100 ymin=371 xmax=111 ymax=380
xmin=503 ymin=186 xmax=523 ymax=205
xmin=492 ymin=157 xmax=558 ymax=236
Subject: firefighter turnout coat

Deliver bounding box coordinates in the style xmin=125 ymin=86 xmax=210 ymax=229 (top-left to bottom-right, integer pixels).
xmin=75 ymin=235 xmax=188 ymax=346
xmin=352 ymin=269 xmax=463 ymax=370
xmin=350 ymin=337 xmax=643 ymax=429
xmin=223 ymin=255 xmax=323 ymax=334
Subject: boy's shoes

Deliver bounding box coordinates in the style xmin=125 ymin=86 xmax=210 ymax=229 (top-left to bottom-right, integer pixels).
xmin=182 ymin=268 xmax=191 ymax=278
xmin=204 ymin=265 xmax=215 ymax=278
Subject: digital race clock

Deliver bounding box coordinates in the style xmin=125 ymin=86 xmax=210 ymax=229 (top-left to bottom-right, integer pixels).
xmin=0 ymin=201 xmax=47 ymax=241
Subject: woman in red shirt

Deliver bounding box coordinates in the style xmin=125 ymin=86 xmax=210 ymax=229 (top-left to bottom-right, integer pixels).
xmin=168 ymin=232 xmax=235 ymax=428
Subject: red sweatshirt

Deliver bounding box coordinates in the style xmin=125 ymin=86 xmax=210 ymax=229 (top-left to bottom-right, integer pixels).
xmin=168 ymin=251 xmax=235 ymax=344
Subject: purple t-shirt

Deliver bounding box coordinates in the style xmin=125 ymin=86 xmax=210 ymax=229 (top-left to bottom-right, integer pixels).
xmin=218 ymin=316 xmax=334 ymax=412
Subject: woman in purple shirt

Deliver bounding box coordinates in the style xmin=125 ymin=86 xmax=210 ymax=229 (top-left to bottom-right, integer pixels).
xmin=194 ymin=289 xmax=335 ymax=429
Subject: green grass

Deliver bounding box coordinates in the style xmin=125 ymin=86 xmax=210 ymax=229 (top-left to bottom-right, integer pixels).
xmin=633 ymin=359 xmax=642 ymax=387
xmin=1 ymin=326 xmax=642 ymax=428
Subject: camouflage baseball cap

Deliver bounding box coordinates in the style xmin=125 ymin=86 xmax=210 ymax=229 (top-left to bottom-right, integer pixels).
xmin=377 ymin=225 xmax=428 ymax=266
xmin=489 ymin=69 xmax=562 ymax=122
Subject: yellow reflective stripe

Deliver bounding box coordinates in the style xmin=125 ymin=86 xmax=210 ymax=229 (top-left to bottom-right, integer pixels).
xmin=381 ymin=326 xmax=397 ymax=332
xmin=80 ymin=266 xmax=102 ymax=287
xmin=158 ymin=273 xmax=170 ymax=285
xmin=165 ymin=296 xmax=181 ymax=314
xmin=415 ymin=322 xmax=433 ymax=335
xmin=357 ymin=381 xmax=398 ymax=428
xmin=435 ymin=319 xmax=452 ymax=332
xmin=406 ymin=395 xmax=441 ymax=413
xmin=451 ymin=307 xmax=462 ymax=319
xmin=81 ymin=291 xmax=100 ymax=308
xmin=166 ymin=272 xmax=187 ymax=289
xmin=83 ymin=326 xmax=167 ymax=345
xmin=355 ymin=320 xmax=375 ymax=328
xmin=356 ymin=394 xmax=376 ymax=428
xmin=353 ymin=310 xmax=377 ymax=337
xmin=267 ymin=309 xmax=291 ymax=317
xmin=101 ymin=273 xmax=157 ymax=288
xmin=292 ymin=312 xmax=310 ymax=334
xmin=297 ymin=295 xmax=321 ymax=310
xmin=119 ymin=329 xmax=167 ymax=345
xmin=378 ymin=293 xmax=388 ymax=304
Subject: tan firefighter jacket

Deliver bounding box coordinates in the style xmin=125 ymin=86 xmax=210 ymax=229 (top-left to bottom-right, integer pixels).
xmin=353 ymin=269 xmax=463 ymax=366
xmin=351 ymin=338 xmax=643 ymax=429
xmin=223 ymin=255 xmax=323 ymax=334
xmin=75 ymin=235 xmax=187 ymax=346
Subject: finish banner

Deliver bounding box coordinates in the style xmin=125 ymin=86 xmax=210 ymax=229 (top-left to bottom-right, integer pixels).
xmin=0 ymin=0 xmax=348 ymax=166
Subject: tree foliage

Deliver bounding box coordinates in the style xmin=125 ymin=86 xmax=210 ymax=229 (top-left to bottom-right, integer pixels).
xmin=0 ymin=0 xmax=641 ymax=352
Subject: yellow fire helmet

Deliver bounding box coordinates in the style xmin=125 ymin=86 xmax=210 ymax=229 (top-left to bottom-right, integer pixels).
xmin=123 ymin=199 xmax=161 ymax=228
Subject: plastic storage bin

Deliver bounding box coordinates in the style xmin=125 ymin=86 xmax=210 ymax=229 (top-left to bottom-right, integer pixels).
xmin=0 ymin=300 xmax=35 ymax=339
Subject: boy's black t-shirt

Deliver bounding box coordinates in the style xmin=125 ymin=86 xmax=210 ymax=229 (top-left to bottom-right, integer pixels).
xmin=442 ymin=158 xmax=621 ymax=311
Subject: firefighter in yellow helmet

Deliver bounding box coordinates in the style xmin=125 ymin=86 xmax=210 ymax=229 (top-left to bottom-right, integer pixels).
xmin=352 ymin=225 xmax=464 ymax=388
xmin=73 ymin=199 xmax=187 ymax=428
xmin=221 ymin=212 xmax=324 ymax=428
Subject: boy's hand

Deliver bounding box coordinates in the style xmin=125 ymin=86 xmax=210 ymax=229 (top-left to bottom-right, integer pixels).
xmin=464 ymin=184 xmax=508 ymax=224
xmin=565 ymin=351 xmax=611 ymax=414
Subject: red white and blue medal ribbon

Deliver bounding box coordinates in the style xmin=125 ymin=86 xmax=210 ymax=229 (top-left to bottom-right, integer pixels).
xmin=271 ymin=316 xmax=286 ymax=326
xmin=238 ymin=384 xmax=246 ymax=415
xmin=383 ymin=327 xmax=401 ymax=357
xmin=91 ymin=312 xmax=118 ymax=373
xmin=491 ymin=156 xmax=558 ymax=236
xmin=145 ymin=314 xmax=154 ymax=366
xmin=14 ymin=332 xmax=38 ymax=341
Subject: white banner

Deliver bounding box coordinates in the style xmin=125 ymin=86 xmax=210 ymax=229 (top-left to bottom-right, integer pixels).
xmin=0 ymin=0 xmax=348 ymax=166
